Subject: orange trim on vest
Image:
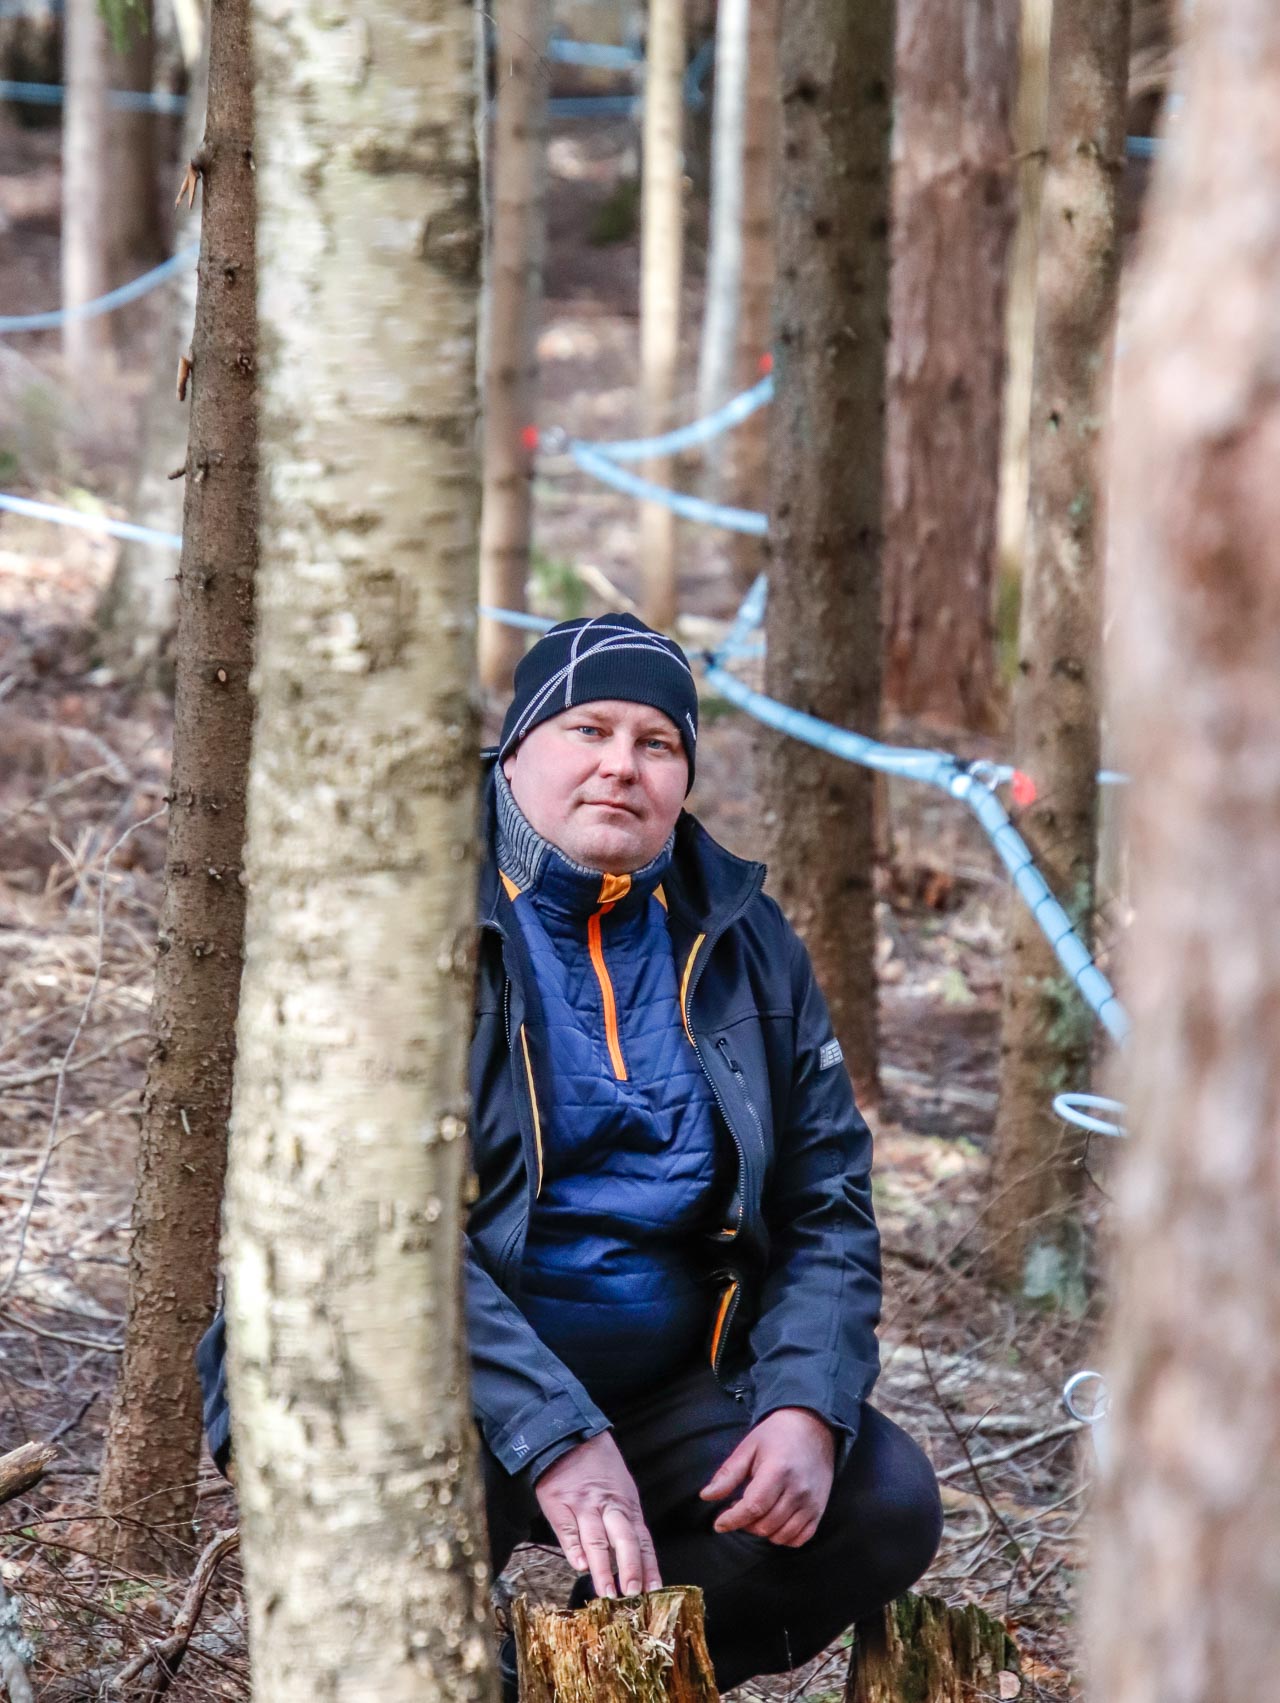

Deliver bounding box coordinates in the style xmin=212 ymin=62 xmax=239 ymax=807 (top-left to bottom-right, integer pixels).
xmin=710 ymin=1279 xmax=739 ymax=1369
xmin=518 ymin=1024 xmax=544 ymax=1196
xmin=653 ymin=884 xmax=668 ymax=911
xmin=587 ymin=908 xmax=628 ymax=1080
xmin=499 ymin=871 xmax=521 ymax=902
xmin=597 ymin=871 xmax=632 ymax=906
xmin=679 ymin=933 xmax=706 ymax=1047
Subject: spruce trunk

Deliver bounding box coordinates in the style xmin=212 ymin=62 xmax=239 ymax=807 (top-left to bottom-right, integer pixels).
xmin=96 ymin=0 xmax=256 ymax=1571
xmin=222 ymin=0 xmax=494 ymax=1692
xmin=882 ymin=0 xmax=1018 ymax=732
xmin=639 ymin=0 xmax=685 ymax=630
xmin=990 ymin=0 xmax=1131 ymax=1303
xmin=105 ymin=0 xmax=164 ymax=288
xmin=762 ymin=0 xmax=895 ymax=1102
xmin=477 ymin=0 xmax=551 ymax=694
xmin=1090 ymin=2 xmax=1280 ymax=1695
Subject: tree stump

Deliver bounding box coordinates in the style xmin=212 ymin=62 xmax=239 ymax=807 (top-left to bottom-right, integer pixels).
xmin=512 ymin=1587 xmax=720 ymax=1703
xmin=846 ymin=1593 xmax=1021 ymax=1703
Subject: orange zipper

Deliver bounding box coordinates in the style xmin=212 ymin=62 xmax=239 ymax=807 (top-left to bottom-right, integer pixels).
xmin=518 ymin=1023 xmax=544 ymax=1195
xmin=679 ymin=932 xmax=706 ymax=1047
xmin=710 ymin=1277 xmax=740 ymax=1371
xmin=587 ymin=908 xmax=627 ymax=1080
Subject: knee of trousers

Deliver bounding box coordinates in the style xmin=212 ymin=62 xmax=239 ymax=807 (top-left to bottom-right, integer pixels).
xmin=824 ymin=1418 xmax=944 ymax=1603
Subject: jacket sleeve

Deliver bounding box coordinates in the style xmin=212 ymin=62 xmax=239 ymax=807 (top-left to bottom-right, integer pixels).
xmin=747 ymin=926 xmax=882 ymax=1459
xmin=465 ymin=1236 xmax=611 ymax=1478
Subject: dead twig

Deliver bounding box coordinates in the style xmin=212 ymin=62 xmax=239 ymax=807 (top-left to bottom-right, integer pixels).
xmin=0 ymin=1440 xmax=57 ymax=1508
xmin=0 ymin=1029 xmax=149 ymax=1093
xmin=935 ymin=1420 xmax=1083 ymax=1482
xmin=109 ymin=1528 xmax=239 ymax=1696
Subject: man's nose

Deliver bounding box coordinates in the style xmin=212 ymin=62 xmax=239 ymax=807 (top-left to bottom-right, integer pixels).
xmin=598 ymin=735 xmax=638 ymax=779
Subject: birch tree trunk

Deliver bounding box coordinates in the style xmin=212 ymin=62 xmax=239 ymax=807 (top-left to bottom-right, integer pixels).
xmin=996 ymin=0 xmax=1052 ymax=589
xmin=1090 ymin=5 xmax=1280 ymax=1694
xmin=96 ymin=41 xmax=209 ymax=683
xmin=882 ymin=0 xmax=1018 ymax=732
xmin=96 ymin=0 xmax=255 ymax=1572
xmin=61 ymin=0 xmax=109 ymax=388
xmin=639 ymin=0 xmax=685 ymax=630
xmin=990 ymin=0 xmax=1131 ymax=1303
xmin=696 ymin=0 xmax=747 ymax=446
xmin=762 ymin=0 xmax=895 ymax=1102
xmin=223 ymin=0 xmax=494 ymax=1693
xmin=477 ymin=0 xmax=550 ymax=695
xmin=721 ymin=0 xmax=778 ymax=592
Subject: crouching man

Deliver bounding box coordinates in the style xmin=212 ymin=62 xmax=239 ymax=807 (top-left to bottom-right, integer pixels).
xmin=200 ymin=614 xmax=941 ymax=1695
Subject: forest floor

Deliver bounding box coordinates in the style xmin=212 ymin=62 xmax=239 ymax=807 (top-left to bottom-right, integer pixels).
xmin=0 ymin=97 xmax=1121 ymax=1702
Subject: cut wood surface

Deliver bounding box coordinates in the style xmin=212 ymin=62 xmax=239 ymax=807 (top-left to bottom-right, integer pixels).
xmin=846 ymin=1592 xmax=1020 ymax=1703
xmin=513 ymin=1587 xmax=719 ymax=1703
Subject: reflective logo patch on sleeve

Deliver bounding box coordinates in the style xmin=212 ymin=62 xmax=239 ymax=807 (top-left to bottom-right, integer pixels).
xmin=819 ymin=1038 xmax=843 ymax=1071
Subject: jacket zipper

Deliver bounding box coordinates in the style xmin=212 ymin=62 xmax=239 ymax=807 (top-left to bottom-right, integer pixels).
xmin=587 ymin=907 xmax=628 ymax=1080
xmin=709 ymin=1271 xmax=743 ymax=1389
xmin=715 ymin=1036 xmax=767 ymax=1158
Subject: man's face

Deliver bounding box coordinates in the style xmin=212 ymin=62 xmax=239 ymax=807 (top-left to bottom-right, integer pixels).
xmin=503 ymin=699 xmax=688 ymax=874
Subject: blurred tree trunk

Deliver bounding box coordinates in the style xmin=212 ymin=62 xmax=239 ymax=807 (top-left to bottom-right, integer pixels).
xmin=639 ymin=0 xmax=684 ymax=629
xmin=722 ymin=0 xmax=778 ymax=593
xmin=996 ymin=0 xmax=1052 ymax=598
xmin=1091 ymin=6 xmax=1280 ymax=1693
xmin=222 ymin=0 xmax=493 ymax=1691
xmin=991 ymin=0 xmax=1131 ymax=1304
xmin=696 ymin=0 xmax=747 ymax=443
xmin=478 ymin=0 xmax=550 ymax=696
xmin=96 ymin=0 xmax=255 ymax=1573
xmin=763 ymin=0 xmax=895 ymax=1103
xmin=61 ymin=0 xmax=110 ymax=388
xmin=882 ymin=0 xmax=1018 ymax=732
xmin=96 ymin=41 xmax=208 ymax=683
xmin=105 ymin=0 xmax=165 ymax=287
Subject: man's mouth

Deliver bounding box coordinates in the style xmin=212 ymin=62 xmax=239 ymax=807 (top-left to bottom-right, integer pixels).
xmin=582 ymin=798 xmax=639 ymax=817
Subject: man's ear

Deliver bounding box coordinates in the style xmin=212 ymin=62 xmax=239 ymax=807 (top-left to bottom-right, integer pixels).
xmin=502 ymin=751 xmax=516 ymax=782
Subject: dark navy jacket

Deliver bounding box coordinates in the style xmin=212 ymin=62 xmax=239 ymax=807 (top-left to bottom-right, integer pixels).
xmin=198 ymin=764 xmax=882 ymax=1478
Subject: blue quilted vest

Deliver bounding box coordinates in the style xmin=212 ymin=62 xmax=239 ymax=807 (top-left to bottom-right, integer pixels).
xmin=497 ymin=777 xmax=728 ymax=1410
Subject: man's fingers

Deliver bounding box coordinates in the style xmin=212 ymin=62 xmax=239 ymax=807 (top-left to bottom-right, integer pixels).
xmin=546 ymin=1510 xmax=588 ymax=1574
xmin=751 ymin=1492 xmax=802 ymax=1541
xmin=713 ymin=1477 xmax=786 ymax=1534
xmin=577 ymin=1509 xmax=621 ymax=1598
xmin=700 ymin=1439 xmax=755 ymax=1502
xmin=638 ymin=1525 xmax=664 ymax=1593
xmin=771 ymin=1508 xmax=817 ymax=1549
xmin=601 ymin=1504 xmax=649 ymax=1597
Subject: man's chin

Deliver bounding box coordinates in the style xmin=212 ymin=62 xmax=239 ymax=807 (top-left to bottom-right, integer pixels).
xmin=564 ymin=825 xmax=648 ymax=875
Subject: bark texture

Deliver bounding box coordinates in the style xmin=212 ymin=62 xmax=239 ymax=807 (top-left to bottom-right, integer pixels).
xmin=514 ymin=1590 xmax=718 ymax=1702
xmin=721 ymin=0 xmax=778 ymax=592
xmin=1090 ymin=5 xmax=1280 ymax=1696
xmin=97 ymin=42 xmax=208 ymax=683
xmin=96 ymin=0 xmax=256 ymax=1571
xmin=61 ymin=0 xmax=109 ymax=383
xmin=223 ymin=0 xmax=493 ymax=1694
xmin=762 ymin=0 xmax=895 ymax=1101
xmin=477 ymin=0 xmax=551 ymax=693
xmin=990 ymin=0 xmax=1131 ymax=1302
xmin=883 ymin=0 xmax=1018 ymax=732
xmin=639 ymin=0 xmax=685 ymax=629
xmin=845 ymin=1594 xmax=1019 ymax=1703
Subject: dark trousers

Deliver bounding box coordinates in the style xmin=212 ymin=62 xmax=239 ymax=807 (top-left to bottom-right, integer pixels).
xmin=485 ymin=1363 xmax=943 ymax=1693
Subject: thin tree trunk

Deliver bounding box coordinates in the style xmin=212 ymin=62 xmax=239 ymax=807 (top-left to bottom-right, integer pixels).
xmin=990 ymin=0 xmax=1131 ymax=1303
xmin=61 ymin=0 xmax=110 ymax=388
xmin=882 ymin=0 xmax=1018 ymax=733
xmin=478 ymin=0 xmax=551 ymax=695
xmin=722 ymin=0 xmax=778 ymax=593
xmin=96 ymin=40 xmax=208 ymax=684
xmin=1090 ymin=3 xmax=1280 ymax=1695
xmin=105 ymin=0 xmax=164 ymax=288
xmin=762 ymin=0 xmax=895 ymax=1103
xmin=223 ymin=0 xmax=493 ymax=1692
xmin=96 ymin=0 xmax=256 ymax=1574
xmin=996 ymin=0 xmax=1052 ymax=594
xmin=696 ymin=0 xmax=747 ymax=447
xmin=639 ymin=0 xmax=684 ymax=630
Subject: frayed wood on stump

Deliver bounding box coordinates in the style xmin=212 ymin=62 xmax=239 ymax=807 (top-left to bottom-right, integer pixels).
xmin=846 ymin=1592 xmax=1021 ymax=1702
xmin=513 ymin=1586 xmax=719 ymax=1702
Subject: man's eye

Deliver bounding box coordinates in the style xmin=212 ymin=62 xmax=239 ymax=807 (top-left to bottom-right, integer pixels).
xmin=575 ymin=725 xmax=603 ymax=737
xmin=645 ymin=739 xmax=673 ymax=753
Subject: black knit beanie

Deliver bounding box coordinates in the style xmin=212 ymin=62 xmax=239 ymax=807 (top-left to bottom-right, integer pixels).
xmin=498 ymin=613 xmax=699 ymax=789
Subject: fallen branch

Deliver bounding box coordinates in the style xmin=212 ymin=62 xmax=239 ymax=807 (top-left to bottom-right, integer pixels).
xmin=0 ymin=1440 xmax=57 ymax=1507
xmin=109 ymin=1527 xmax=240 ymax=1696
xmin=935 ymin=1420 xmax=1083 ymax=1483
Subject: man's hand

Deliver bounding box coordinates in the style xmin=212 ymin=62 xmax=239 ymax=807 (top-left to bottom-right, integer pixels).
xmin=700 ymin=1407 xmax=835 ymax=1548
xmin=534 ymin=1432 xmax=663 ymax=1599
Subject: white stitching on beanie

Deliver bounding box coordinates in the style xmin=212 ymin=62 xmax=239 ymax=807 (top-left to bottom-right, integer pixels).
xmin=506 ymin=631 xmax=694 ymax=750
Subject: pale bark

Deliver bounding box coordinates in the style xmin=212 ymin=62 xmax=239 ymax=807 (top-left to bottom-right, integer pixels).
xmin=478 ymin=0 xmax=551 ymax=694
xmin=991 ymin=0 xmax=1131 ymax=1303
xmin=882 ymin=0 xmax=1018 ymax=732
xmin=97 ymin=0 xmax=255 ymax=1572
xmin=996 ymin=0 xmax=1052 ymax=588
xmin=96 ymin=42 xmax=208 ymax=684
xmin=224 ymin=0 xmax=493 ymax=1693
xmin=721 ymin=0 xmax=778 ymax=592
xmin=696 ymin=0 xmax=747 ymax=442
xmin=639 ymin=0 xmax=685 ymax=629
xmin=105 ymin=0 xmax=164 ymax=288
xmin=61 ymin=0 xmax=110 ymax=386
xmin=763 ymin=0 xmax=895 ymax=1102
xmin=1090 ymin=4 xmax=1280 ymax=1696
